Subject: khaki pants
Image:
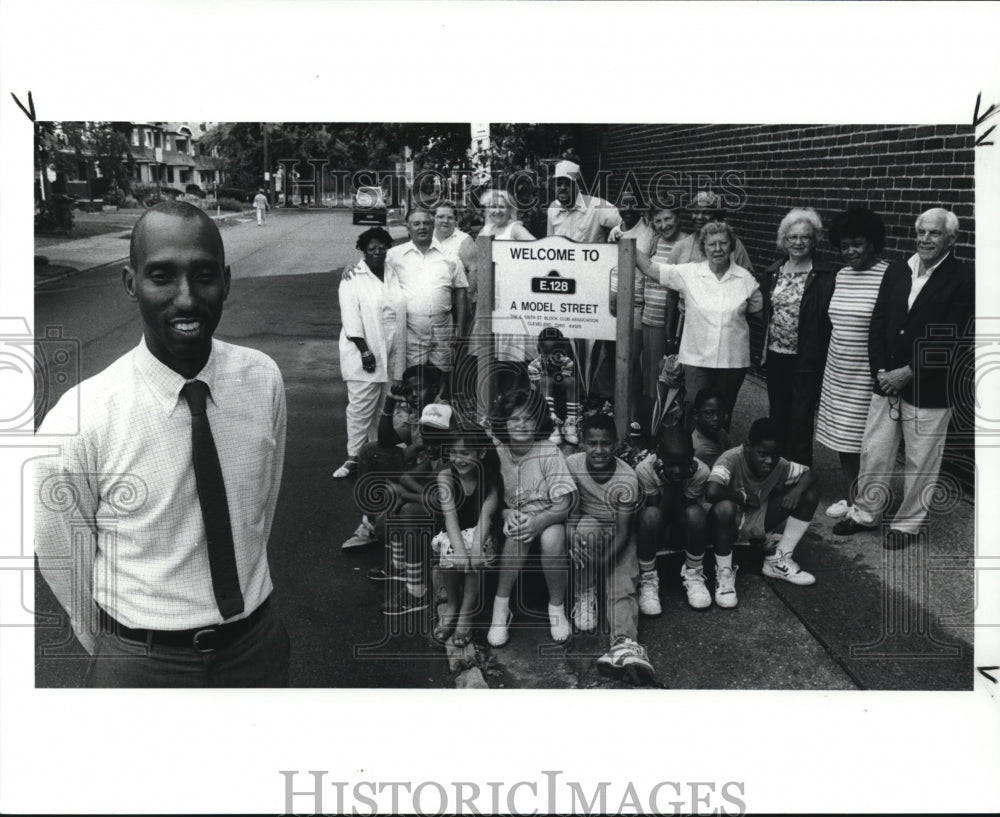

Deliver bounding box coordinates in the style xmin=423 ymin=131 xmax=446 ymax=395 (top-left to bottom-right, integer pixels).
xmin=850 ymin=394 xmax=952 ymax=534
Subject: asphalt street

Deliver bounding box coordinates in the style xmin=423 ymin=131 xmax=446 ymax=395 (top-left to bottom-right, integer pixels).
xmin=33 ymin=209 xmax=976 ymax=689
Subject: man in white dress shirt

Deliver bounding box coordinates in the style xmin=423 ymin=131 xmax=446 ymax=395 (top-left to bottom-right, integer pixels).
xmin=387 ymin=206 xmax=469 ymax=399
xmin=35 ymin=201 xmax=290 ymax=687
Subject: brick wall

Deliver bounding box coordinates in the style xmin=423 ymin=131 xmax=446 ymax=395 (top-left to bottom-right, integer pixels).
xmin=574 ymin=123 xmax=976 ymax=485
xmin=574 ymin=124 xmax=975 ymax=269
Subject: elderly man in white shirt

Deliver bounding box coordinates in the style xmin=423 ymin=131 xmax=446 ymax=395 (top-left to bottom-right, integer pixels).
xmin=387 ymin=206 xmax=469 ymax=399
xmin=635 ymin=220 xmax=764 ymax=426
xmin=35 ymin=201 xmax=289 ymax=687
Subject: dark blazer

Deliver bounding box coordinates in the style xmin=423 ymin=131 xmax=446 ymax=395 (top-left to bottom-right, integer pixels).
xmin=755 ymin=258 xmax=835 ymax=372
xmin=868 ymin=253 xmax=974 ymax=409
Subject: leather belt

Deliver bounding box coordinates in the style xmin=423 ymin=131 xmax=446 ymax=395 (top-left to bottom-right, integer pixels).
xmin=98 ymin=598 xmax=270 ymax=654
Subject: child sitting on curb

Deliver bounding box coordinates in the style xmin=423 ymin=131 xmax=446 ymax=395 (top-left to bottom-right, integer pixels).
xmin=705 ymin=417 xmax=820 ymax=608
xmin=634 ymin=425 xmax=712 ymax=612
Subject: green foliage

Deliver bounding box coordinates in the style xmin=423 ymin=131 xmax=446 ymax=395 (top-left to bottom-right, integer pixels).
xmin=203 ymin=122 xmax=479 ymax=190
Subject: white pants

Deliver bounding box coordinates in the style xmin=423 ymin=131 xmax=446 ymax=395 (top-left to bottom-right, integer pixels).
xmin=345 ymin=380 xmax=389 ymax=458
xmin=850 ymin=394 xmax=952 ymax=534
xmin=256 ymin=207 xmax=266 ymax=225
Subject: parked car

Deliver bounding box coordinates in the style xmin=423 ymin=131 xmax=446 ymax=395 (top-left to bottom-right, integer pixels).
xmin=352 ymin=185 xmax=387 ymax=225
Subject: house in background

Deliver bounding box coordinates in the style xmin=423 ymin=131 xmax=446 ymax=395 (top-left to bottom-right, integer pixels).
xmin=128 ymin=122 xmax=225 ymax=193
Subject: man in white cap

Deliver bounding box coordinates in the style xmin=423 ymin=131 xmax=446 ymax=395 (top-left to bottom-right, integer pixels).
xmin=547 ymin=160 xmax=622 ymax=242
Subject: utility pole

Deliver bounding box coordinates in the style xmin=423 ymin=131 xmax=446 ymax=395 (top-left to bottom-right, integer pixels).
xmin=262 ymin=122 xmax=270 ymax=207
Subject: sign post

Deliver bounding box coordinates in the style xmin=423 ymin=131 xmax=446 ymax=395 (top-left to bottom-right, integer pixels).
xmin=476 ymin=234 xmax=495 ymax=422
xmin=614 ymin=238 xmax=636 ymax=443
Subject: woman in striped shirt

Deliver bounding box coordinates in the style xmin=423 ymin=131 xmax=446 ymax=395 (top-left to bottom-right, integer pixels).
xmin=814 ymin=206 xmax=891 ymax=519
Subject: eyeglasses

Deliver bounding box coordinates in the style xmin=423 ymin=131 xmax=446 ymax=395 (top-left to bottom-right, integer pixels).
xmin=786 ymin=235 xmax=814 ymax=245
xmin=888 ymin=395 xmax=901 ymax=422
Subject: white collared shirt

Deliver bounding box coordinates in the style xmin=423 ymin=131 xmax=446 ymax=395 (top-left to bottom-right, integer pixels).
xmin=386 ymin=237 xmax=468 ymax=320
xmin=35 ymin=338 xmax=286 ymax=648
xmin=653 ymin=260 xmax=763 ymax=368
xmin=907 ymin=251 xmax=949 ymax=310
xmin=547 ymin=193 xmax=622 ymax=242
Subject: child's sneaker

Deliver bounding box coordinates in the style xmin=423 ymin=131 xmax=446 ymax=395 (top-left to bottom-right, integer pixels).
xmin=342 ymin=519 xmax=377 ymax=549
xmin=563 ymin=417 xmax=580 ymax=445
xmin=596 ymin=637 xmax=655 ymax=685
xmin=762 ymin=550 xmax=816 ymax=586
xmin=714 ymin=565 xmax=739 ymax=608
xmin=572 ymin=588 xmax=598 ymax=632
xmin=680 ymin=565 xmax=712 ymax=609
xmin=380 ymin=586 xmax=429 ymax=616
xmin=824 ymin=499 xmax=850 ymax=518
xmin=638 ymin=571 xmax=662 ymax=616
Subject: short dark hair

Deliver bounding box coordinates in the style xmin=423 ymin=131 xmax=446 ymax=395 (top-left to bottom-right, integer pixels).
xmin=129 ymin=200 xmax=221 ymax=269
xmin=829 ymin=205 xmax=886 ymax=253
xmin=401 ymin=364 xmax=442 ymax=391
xmin=655 ymin=423 xmax=693 ymax=460
xmin=356 ymin=227 xmax=393 ymax=252
xmin=694 ymin=387 xmax=726 ymax=410
xmin=581 ymin=412 xmax=617 ymax=439
xmin=747 ymin=417 xmax=781 ymax=445
xmin=491 ymin=388 xmax=553 ymax=445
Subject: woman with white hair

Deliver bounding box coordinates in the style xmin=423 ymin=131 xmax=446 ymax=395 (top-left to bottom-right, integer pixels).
xmin=635 ymin=220 xmax=763 ymax=424
xmin=757 ymin=207 xmax=835 ymax=466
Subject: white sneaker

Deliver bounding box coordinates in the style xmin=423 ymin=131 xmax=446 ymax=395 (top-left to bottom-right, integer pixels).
xmin=572 ymin=588 xmax=598 ymax=632
xmin=714 ymin=565 xmax=738 ymax=608
xmin=563 ymin=417 xmax=580 ymax=446
xmin=596 ymin=637 xmax=655 ymax=685
xmin=680 ymin=565 xmax=712 ymax=609
xmin=332 ymin=459 xmax=358 ymax=479
xmin=342 ymin=519 xmax=377 ymax=549
xmin=825 ymin=499 xmax=850 ymax=518
xmin=763 ymin=550 xmax=816 ymax=586
xmin=638 ymin=571 xmax=662 ymax=616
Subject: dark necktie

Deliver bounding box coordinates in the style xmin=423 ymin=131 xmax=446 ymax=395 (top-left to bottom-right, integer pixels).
xmin=181 ymin=379 xmax=245 ymax=619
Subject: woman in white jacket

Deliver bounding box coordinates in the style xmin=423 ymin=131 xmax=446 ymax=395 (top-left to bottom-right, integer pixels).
xmin=333 ymin=227 xmax=408 ymax=478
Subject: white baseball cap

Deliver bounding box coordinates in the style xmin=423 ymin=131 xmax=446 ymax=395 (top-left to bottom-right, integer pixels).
xmin=419 ymin=403 xmax=453 ymax=430
xmin=554 ymin=160 xmax=582 ymax=180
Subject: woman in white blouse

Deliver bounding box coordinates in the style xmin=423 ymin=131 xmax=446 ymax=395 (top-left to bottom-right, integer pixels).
xmin=635 ymin=221 xmax=763 ymax=427
xmin=333 ymin=227 xmax=408 ymax=479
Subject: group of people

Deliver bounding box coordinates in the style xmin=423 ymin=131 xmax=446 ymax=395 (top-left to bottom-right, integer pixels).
xmin=32 ymin=156 xmax=973 ymax=688
xmin=336 ymin=167 xmax=973 ymax=685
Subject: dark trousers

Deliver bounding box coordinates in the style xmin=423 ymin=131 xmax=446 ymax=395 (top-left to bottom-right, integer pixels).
xmin=765 ymin=352 xmax=822 ymax=466
xmin=85 ymin=601 xmax=291 ymax=688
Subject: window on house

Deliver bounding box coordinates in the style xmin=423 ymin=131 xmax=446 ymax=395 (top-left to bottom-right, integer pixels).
xmin=166 ymin=167 xmax=174 ymax=184
xmin=132 ymin=130 xmax=139 ymax=147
